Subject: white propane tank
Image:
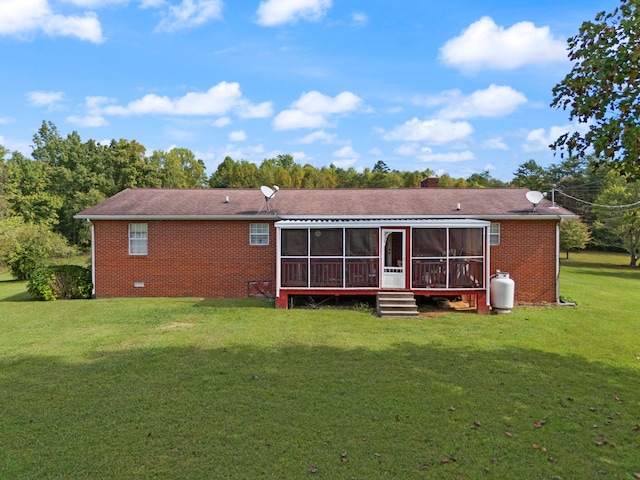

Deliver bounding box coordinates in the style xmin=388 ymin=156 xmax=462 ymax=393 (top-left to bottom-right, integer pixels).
xmin=490 ymin=271 xmax=515 ymax=313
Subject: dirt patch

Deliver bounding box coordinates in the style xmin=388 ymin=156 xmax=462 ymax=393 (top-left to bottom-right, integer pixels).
xmin=158 ymin=322 xmax=196 ymax=330
xmin=418 ymin=299 xmax=476 ymax=317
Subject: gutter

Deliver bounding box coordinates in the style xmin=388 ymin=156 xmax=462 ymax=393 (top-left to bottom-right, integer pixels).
xmin=73 ymin=214 xmax=280 ymax=221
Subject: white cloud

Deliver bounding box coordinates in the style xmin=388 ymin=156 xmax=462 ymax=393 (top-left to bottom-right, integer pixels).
xmin=482 ymin=136 xmax=509 ymax=151
xmin=155 ymin=0 xmax=223 ymax=32
xmin=394 ymin=144 xmax=421 ymax=156
xmin=294 ymin=90 xmax=362 ymax=114
xmin=235 ymin=100 xmax=274 ymax=119
xmin=291 ymin=150 xmax=312 ymax=162
xmin=297 ymin=130 xmax=337 ymax=144
xmin=429 ymin=85 xmax=527 ymax=119
xmin=0 ymin=0 xmax=104 ymax=43
xmin=331 ymin=158 xmax=357 ymax=168
xmin=440 ymin=16 xmax=567 ymax=71
xmin=523 ymin=123 xmax=589 ymax=152
xmin=61 ymin=0 xmax=128 ymax=6
xmin=212 ymin=117 xmax=232 ymax=127
xmin=417 ymin=150 xmax=476 ymax=163
xmin=228 ymin=130 xmax=247 ymax=141
xmin=273 ymin=90 xmax=362 ymax=130
xmin=333 ymin=145 xmax=360 ymax=160
xmin=27 ymin=91 xmax=65 ymax=109
xmin=273 ymin=109 xmax=326 ymax=130
xmin=101 ymin=82 xmax=269 ymax=118
xmin=67 ymin=115 xmax=109 ymax=127
xmin=220 ymin=144 xmax=267 ymax=163
xmin=382 ymin=118 xmax=474 ymax=144
xmin=256 ymin=0 xmax=332 ymax=26
xmin=351 ymin=12 xmax=368 ymax=27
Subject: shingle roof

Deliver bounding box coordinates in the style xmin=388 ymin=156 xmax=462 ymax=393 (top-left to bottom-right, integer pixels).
xmin=75 ymin=187 xmax=576 ymax=220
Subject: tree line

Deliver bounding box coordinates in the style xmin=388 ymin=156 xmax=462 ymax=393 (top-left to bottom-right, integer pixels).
xmin=1 ymin=120 xmax=640 ymax=276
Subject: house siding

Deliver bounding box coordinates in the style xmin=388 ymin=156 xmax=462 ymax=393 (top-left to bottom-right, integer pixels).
xmin=93 ymin=220 xmax=276 ymax=298
xmin=91 ymin=218 xmax=560 ymax=305
xmin=490 ymin=219 xmax=558 ymax=304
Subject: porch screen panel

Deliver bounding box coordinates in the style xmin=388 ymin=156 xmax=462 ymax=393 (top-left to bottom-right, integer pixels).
xmin=412 ymin=227 xmax=484 ymax=289
xmin=282 ymin=229 xmax=308 ymax=256
xmin=346 ymin=228 xmax=379 ymax=256
xmin=449 ymin=228 xmax=483 ymax=256
xmin=345 ymin=228 xmax=379 ymax=287
xmin=310 ymin=229 xmax=343 ymax=256
xmin=412 ymin=228 xmax=446 ymax=257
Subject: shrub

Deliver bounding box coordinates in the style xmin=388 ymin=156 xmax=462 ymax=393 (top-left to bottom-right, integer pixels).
xmin=28 ymin=265 xmax=92 ymax=301
xmin=0 ymin=217 xmax=76 ymax=280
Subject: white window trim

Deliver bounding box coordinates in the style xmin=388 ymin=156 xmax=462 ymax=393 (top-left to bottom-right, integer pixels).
xmin=129 ymin=223 xmax=148 ymax=255
xmin=489 ymin=222 xmax=501 ymax=246
xmin=250 ymin=223 xmax=269 ymax=246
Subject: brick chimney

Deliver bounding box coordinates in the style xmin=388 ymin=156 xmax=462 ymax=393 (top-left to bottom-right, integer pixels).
xmin=421 ymin=176 xmax=440 ymax=188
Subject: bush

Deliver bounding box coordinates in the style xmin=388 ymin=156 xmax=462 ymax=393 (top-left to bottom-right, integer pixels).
xmin=1 ymin=217 xmax=76 ymax=280
xmin=28 ymin=265 xmax=92 ymax=301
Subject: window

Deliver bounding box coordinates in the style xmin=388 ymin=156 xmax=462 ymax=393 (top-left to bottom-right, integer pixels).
xmin=489 ymin=223 xmax=501 ymax=246
xmin=250 ymin=223 xmax=269 ymax=245
xmin=129 ymin=223 xmax=148 ymax=255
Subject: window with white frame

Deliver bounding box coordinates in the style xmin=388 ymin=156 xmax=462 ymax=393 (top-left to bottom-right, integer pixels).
xmin=489 ymin=223 xmax=501 ymax=246
xmin=129 ymin=223 xmax=148 ymax=255
xmin=250 ymin=223 xmax=269 ymax=245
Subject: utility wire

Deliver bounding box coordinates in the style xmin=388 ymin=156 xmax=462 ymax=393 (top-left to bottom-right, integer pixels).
xmin=554 ymin=189 xmax=640 ymax=209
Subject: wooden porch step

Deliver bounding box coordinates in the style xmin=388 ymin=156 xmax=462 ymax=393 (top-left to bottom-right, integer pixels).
xmin=376 ymin=291 xmax=419 ymax=318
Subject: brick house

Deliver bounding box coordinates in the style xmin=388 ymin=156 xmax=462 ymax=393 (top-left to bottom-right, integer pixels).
xmin=75 ymin=183 xmax=576 ymax=313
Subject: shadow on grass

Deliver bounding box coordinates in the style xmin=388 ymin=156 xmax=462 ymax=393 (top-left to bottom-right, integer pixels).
xmin=195 ymin=298 xmax=274 ymax=309
xmin=2 ymin=344 xmax=639 ymax=479
xmin=562 ymin=261 xmax=640 ymax=281
xmin=0 ymin=291 xmax=35 ymax=302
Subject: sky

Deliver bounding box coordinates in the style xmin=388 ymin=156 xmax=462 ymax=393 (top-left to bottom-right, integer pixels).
xmin=0 ymin=0 xmax=619 ymax=181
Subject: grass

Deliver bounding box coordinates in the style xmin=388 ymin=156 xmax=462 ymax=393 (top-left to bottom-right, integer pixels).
xmin=1 ymin=252 xmax=639 ymax=479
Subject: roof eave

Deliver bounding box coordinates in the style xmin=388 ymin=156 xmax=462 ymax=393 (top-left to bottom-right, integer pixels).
xmin=73 ymin=214 xmax=279 ymax=221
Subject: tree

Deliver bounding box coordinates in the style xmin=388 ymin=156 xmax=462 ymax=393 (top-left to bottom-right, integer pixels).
xmin=4 ymin=152 xmax=62 ymax=226
xmin=105 ymin=139 xmax=162 ymax=194
xmin=0 ymin=146 xmax=9 ymax=218
xmin=0 ymin=216 xmax=76 ymax=280
xmin=513 ymin=160 xmax=549 ymax=191
xmin=559 ymin=218 xmax=591 ymax=258
xmin=152 ymin=148 xmax=207 ymax=188
xmin=372 ymin=160 xmax=390 ymax=173
xmin=551 ymin=0 xmax=640 ymax=178
xmin=465 ymin=170 xmax=508 ymax=188
xmin=592 ymin=172 xmax=640 ymax=265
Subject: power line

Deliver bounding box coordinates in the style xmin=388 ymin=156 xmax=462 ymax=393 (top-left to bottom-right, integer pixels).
xmin=554 ymin=189 xmax=640 ymax=209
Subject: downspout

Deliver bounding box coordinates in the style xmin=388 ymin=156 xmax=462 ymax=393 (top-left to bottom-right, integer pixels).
xmin=485 ymin=225 xmax=491 ymax=307
xmin=88 ymin=220 xmax=95 ymax=298
xmin=275 ymin=226 xmax=281 ymax=301
xmin=555 ymin=219 xmax=561 ymax=303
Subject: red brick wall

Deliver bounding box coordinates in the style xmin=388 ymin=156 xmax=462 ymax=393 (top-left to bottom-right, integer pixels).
xmin=490 ymin=220 xmax=558 ymax=304
xmin=92 ymin=218 xmax=559 ymax=304
xmin=92 ymin=220 xmax=276 ymax=298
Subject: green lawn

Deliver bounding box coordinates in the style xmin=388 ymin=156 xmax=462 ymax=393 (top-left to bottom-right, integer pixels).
xmin=1 ymin=252 xmax=639 ymax=479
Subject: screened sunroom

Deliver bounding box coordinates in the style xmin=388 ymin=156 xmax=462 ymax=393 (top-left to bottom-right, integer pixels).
xmin=275 ymin=219 xmax=490 ymax=296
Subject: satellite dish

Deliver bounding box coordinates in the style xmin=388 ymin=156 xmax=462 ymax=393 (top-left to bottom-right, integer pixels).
xmin=259 ymin=185 xmax=279 ymax=213
xmin=261 ymin=185 xmax=276 ymax=199
xmin=526 ymin=191 xmax=545 ymax=211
